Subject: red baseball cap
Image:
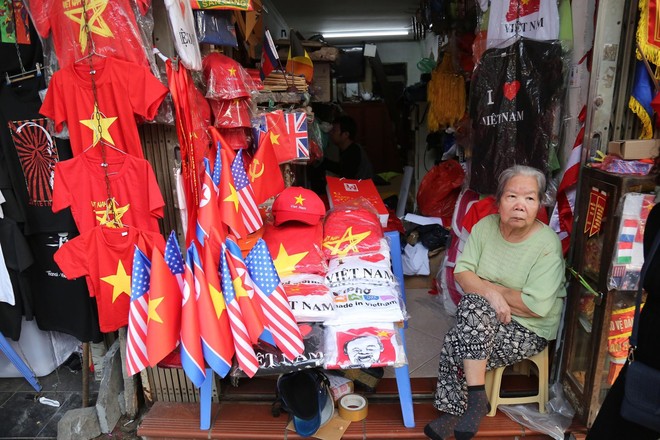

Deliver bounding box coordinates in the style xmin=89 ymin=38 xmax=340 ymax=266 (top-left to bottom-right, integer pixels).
xmin=202 ymin=52 xmax=255 ymax=100
xmin=272 ymin=187 xmax=325 ymax=226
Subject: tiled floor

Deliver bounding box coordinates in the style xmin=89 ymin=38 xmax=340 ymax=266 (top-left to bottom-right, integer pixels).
xmin=0 ymin=287 xmax=454 ymax=439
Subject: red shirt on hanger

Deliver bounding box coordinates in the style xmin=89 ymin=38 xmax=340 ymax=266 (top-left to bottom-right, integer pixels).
xmin=52 ymin=153 xmax=165 ymax=234
xmin=28 ymin=0 xmax=152 ymax=69
xmin=39 ymin=57 xmax=168 ymax=159
xmin=54 ymin=226 xmax=164 ymax=333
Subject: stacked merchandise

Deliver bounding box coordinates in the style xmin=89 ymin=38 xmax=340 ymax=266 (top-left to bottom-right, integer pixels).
xmin=262 ymin=72 xmax=309 ymax=93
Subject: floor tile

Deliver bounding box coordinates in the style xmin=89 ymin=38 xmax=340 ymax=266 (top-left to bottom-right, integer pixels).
xmin=410 ymin=354 xmax=441 ymax=378
xmin=36 ymin=391 xmax=96 ymax=438
xmin=17 ymin=366 xmax=91 ymax=393
xmin=0 ymin=376 xmax=26 ymax=393
xmin=405 ymin=289 xmax=455 ymax=340
xmin=0 ymin=391 xmax=71 ymax=438
xmin=0 ymin=391 xmax=12 ymax=406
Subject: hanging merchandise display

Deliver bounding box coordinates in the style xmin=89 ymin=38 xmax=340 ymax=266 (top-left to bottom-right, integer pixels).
xmin=469 ymin=38 xmax=565 ymax=195
xmin=164 ymin=0 xmax=202 ymax=71
xmin=482 ymin=0 xmax=560 ymax=48
xmin=427 ymin=52 xmax=466 ymax=132
xmin=189 ymin=0 xmax=253 ymax=10
xmin=25 ymin=0 xmax=156 ymax=71
xmin=254 ymin=109 xmax=311 ymax=164
xmin=193 ymin=10 xmax=238 ymax=47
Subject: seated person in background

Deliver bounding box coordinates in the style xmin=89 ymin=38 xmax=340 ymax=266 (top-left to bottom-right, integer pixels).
xmin=324 ymin=115 xmax=374 ymax=180
xmin=425 ymin=165 xmax=566 ymax=440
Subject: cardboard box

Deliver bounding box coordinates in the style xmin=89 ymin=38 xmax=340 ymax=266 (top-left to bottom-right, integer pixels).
xmin=326 ymin=176 xmax=389 ymax=227
xmin=607 ymin=139 xmax=660 ymax=159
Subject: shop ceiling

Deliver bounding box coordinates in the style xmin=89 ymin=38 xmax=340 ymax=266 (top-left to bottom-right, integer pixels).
xmin=263 ymin=0 xmax=421 ymax=42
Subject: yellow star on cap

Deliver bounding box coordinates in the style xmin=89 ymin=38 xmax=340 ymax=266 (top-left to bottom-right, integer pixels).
xmin=80 ymin=104 xmax=118 ymax=148
xmin=294 ymin=194 xmax=305 ymax=205
xmin=209 ymin=283 xmax=227 ymax=319
xmin=147 ymin=296 xmax=164 ymax=324
xmin=273 ymin=244 xmax=308 ymax=278
xmin=322 ymin=227 xmax=371 ymax=257
xmin=101 ymin=260 xmax=131 ymax=303
xmin=228 ymin=66 xmax=237 ymax=76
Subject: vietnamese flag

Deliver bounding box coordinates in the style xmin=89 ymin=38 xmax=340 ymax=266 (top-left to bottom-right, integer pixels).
xmin=147 ymin=247 xmax=183 ymax=367
xmin=224 ymin=236 xmax=268 ymax=346
xmin=249 ymin=129 xmax=285 ymax=204
xmin=218 ymin=142 xmax=247 ymax=239
xmin=506 ymin=0 xmax=540 ymax=21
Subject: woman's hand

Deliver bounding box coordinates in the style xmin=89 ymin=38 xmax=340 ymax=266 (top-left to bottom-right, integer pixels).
xmin=483 ymin=283 xmax=512 ymax=324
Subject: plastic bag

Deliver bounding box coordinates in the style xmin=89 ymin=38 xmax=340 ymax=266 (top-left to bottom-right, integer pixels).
xmin=194 ymin=10 xmax=237 ymax=47
xmin=416 ymin=159 xmax=465 ymax=225
xmin=323 ymin=323 xmax=407 ymax=369
xmin=322 ymin=203 xmax=384 ymax=260
xmin=203 ymin=52 xmax=257 ymax=100
xmin=498 ymin=382 xmax=575 ymax=440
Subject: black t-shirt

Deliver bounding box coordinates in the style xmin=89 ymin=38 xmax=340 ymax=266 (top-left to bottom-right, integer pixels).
xmin=0 ymin=217 xmax=34 ymax=340
xmin=27 ymin=232 xmax=103 ymax=343
xmin=0 ymin=75 xmax=77 ymax=234
xmin=469 ymin=38 xmax=564 ymax=194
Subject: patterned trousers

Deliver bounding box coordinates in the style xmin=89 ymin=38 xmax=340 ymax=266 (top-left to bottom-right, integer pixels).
xmin=433 ymin=293 xmax=548 ymax=415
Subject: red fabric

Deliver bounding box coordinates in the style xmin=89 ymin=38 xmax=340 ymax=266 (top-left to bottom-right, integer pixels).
xmin=332 ymin=326 xmax=397 ymax=369
xmin=147 ymin=247 xmax=182 ymax=367
xmin=219 ymin=146 xmax=247 ymax=238
xmin=54 ymin=226 xmax=165 ymax=332
xmin=322 ymin=208 xmax=383 ymax=259
xmin=250 ymin=131 xmax=285 ymax=205
xmin=272 ymin=187 xmax=324 ymax=226
xmin=28 ymin=0 xmax=151 ymax=69
xmin=195 ymin=157 xmax=221 ymax=246
xmin=262 ymin=223 xmax=326 ymax=277
xmin=210 ymin=98 xmax=252 ymax=128
xmin=180 ymin=243 xmax=206 ymax=386
xmin=39 ymin=57 xmax=168 ymax=158
xmin=203 ymin=52 xmax=254 ymax=100
xmin=259 ymin=110 xmax=310 ymax=163
xmin=52 ymin=153 xmax=164 ymax=234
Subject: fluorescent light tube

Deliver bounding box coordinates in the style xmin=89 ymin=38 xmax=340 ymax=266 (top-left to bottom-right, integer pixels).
xmin=322 ymin=29 xmax=409 ymax=39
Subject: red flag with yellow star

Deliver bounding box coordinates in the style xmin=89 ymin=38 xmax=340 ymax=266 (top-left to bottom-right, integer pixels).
xmin=262 ymin=223 xmax=326 ymax=279
xmin=250 ymin=128 xmax=285 ymax=204
xmin=147 ymin=246 xmax=182 ymax=367
xmin=218 ymin=139 xmax=247 ymax=239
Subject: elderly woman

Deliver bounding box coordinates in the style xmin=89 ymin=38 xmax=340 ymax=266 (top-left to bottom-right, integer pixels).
xmin=425 ymin=165 xmax=566 ymax=440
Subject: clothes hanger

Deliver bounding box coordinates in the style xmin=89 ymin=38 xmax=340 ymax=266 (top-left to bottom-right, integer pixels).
xmin=5 ymin=63 xmax=42 ymax=86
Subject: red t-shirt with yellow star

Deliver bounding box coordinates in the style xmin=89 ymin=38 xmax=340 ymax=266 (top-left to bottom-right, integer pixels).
xmin=39 ymin=57 xmax=168 ymax=159
xmin=52 ymin=153 xmax=164 ymax=234
xmin=54 ymin=226 xmax=165 ymax=332
xmin=28 ymin=0 xmax=152 ymax=69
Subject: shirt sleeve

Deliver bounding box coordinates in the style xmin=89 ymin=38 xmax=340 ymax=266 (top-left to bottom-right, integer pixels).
xmin=520 ymin=234 xmax=565 ymax=317
xmin=128 ymin=66 xmax=169 ymax=121
xmin=51 ymin=162 xmax=71 ymax=213
xmin=145 ymin=161 xmax=165 ymax=219
xmin=454 ymin=218 xmax=485 ymax=274
xmin=54 ymin=233 xmax=90 ymax=281
xmin=39 ymin=75 xmax=67 ymax=132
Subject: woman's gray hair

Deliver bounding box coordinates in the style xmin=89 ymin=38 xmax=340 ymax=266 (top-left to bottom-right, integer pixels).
xmin=495 ymin=165 xmax=546 ymax=203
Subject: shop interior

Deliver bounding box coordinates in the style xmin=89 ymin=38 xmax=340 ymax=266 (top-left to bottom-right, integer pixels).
xmin=0 ymin=0 xmax=657 ymax=439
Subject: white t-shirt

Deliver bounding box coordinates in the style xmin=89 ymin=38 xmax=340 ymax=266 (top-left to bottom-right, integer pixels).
xmin=486 ymin=0 xmax=559 ymax=46
xmin=164 ymin=0 xmax=202 ymax=71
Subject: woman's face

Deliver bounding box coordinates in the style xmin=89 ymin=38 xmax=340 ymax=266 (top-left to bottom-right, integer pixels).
xmin=498 ymin=174 xmax=541 ymax=231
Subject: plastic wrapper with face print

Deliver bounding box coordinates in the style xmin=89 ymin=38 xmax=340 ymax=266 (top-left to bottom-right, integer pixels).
xmin=323 ymin=323 xmax=407 ymax=370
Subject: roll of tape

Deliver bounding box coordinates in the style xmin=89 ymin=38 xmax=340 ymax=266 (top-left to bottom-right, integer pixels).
xmin=338 ymin=394 xmax=368 ymax=421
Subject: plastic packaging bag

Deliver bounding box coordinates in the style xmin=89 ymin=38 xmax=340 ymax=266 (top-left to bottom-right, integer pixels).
xmin=416 ymin=159 xmax=465 ymax=225
xmin=498 ymin=382 xmax=575 ymax=440
xmin=322 ymin=203 xmax=384 ymax=260
xmin=323 ymin=323 xmax=407 ymax=369
xmin=194 ymin=10 xmax=237 ymax=47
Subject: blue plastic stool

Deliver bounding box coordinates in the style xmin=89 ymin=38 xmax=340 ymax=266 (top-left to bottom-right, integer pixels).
xmin=0 ymin=332 xmax=41 ymax=392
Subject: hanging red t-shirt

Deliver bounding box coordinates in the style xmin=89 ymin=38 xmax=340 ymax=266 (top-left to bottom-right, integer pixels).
xmin=54 ymin=226 xmax=164 ymax=333
xmin=52 ymin=153 xmax=165 ymax=234
xmin=28 ymin=0 xmax=152 ymax=69
xmin=39 ymin=57 xmax=168 ymax=158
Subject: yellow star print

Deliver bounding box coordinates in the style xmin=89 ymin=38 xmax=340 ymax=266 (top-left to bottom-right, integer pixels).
xmin=294 ymin=194 xmax=305 ymax=205
xmin=94 ymin=198 xmax=130 ymax=227
xmin=273 ymin=244 xmax=308 ymax=278
xmin=232 ymin=275 xmax=250 ymax=298
xmin=322 ymin=227 xmax=371 ymax=257
xmin=269 ymin=132 xmax=280 ymax=145
xmin=147 ymin=296 xmax=165 ymax=324
xmin=228 ymin=66 xmax=237 ymax=76
xmin=209 ymin=283 xmax=227 ymax=319
xmin=80 ymin=104 xmax=118 ymax=148
xmin=64 ymin=0 xmax=114 ymax=53
xmin=101 ymin=260 xmax=131 ymax=303
xmin=223 ymin=183 xmax=240 ymax=211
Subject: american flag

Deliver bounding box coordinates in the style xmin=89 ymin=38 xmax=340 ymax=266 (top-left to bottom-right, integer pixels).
xmin=220 ymin=243 xmax=259 ymax=377
xmin=245 ymin=239 xmax=304 ymax=360
xmin=165 ymin=231 xmax=185 ymax=288
xmin=230 ymin=150 xmax=263 ymax=233
xmin=285 ymin=112 xmax=309 ymax=160
xmin=126 ymin=246 xmax=151 ymax=376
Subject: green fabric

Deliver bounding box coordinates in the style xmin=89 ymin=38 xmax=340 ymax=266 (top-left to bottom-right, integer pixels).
xmin=454 ymin=215 xmax=566 ymax=340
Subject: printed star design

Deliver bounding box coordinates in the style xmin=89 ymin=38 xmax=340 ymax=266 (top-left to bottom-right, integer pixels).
xmin=232 ymin=273 xmax=250 ymax=298
xmin=223 ymin=183 xmax=239 ymax=211
xmin=294 ymin=194 xmax=305 ymax=205
xmin=269 ymin=132 xmax=280 ymax=144
xmin=228 ymin=66 xmax=237 ymax=76
xmin=376 ymin=330 xmax=391 ymax=337
xmin=64 ymin=0 xmax=113 ymax=53
xmin=147 ymin=296 xmax=165 ymax=324
xmin=101 ymin=260 xmax=132 ymax=303
xmin=273 ymin=243 xmax=308 ymax=277
xmin=322 ymin=227 xmax=371 ymax=257
xmin=209 ymin=283 xmax=226 ymax=318
xmin=80 ymin=104 xmax=118 ymax=148
xmin=94 ymin=198 xmax=130 ymax=227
